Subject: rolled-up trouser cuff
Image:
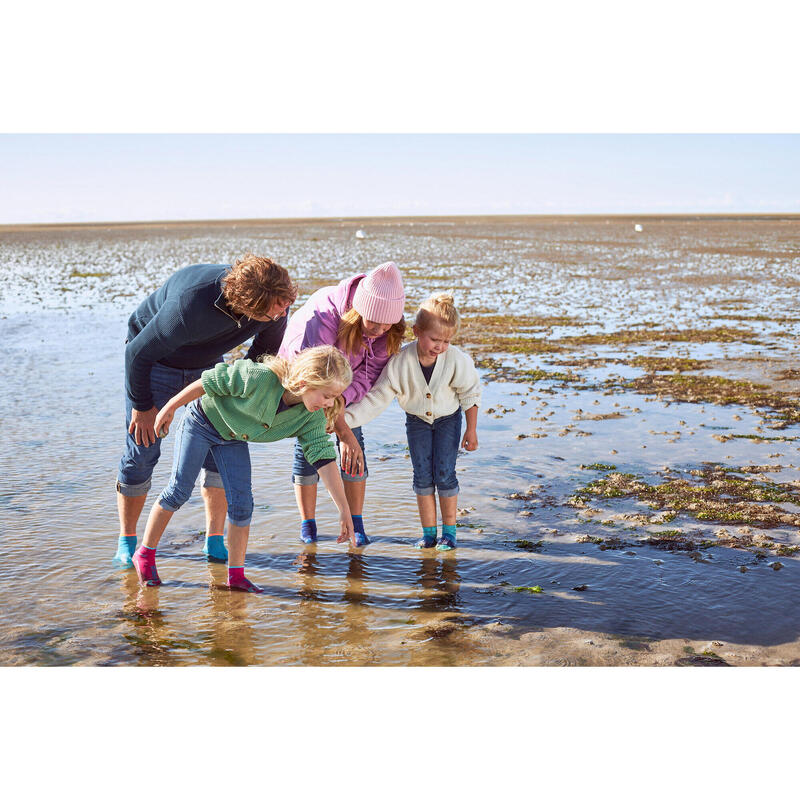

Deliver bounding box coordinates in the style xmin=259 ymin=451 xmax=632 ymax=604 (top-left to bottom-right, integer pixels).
xmin=342 ymin=468 xmax=368 ymax=483
xmin=116 ymin=478 xmax=152 ymax=497
xmin=228 ymin=514 xmax=252 ymax=527
xmin=158 ymin=497 xmax=182 ymax=513
xmin=293 ymin=473 xmax=320 ymax=486
xmin=437 ymin=485 xmax=460 ymax=497
xmin=413 ymin=485 xmax=436 ymax=496
xmin=201 ymin=468 xmax=224 ymax=489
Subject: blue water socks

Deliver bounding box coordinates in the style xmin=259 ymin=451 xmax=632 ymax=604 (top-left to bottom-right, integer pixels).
xmin=415 ymin=526 xmax=438 ymax=549
xmin=113 ymin=535 xmax=137 ymax=566
xmin=300 ymin=519 xmax=318 ymax=544
xmin=352 ymin=514 xmax=370 ymax=547
xmin=203 ymin=534 xmax=228 ymax=563
xmin=437 ymin=524 xmax=457 ymax=551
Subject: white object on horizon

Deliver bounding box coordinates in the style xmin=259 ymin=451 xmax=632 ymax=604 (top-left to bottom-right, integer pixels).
xmin=634 ymin=224 xmax=643 ymax=232
xmin=355 ymin=229 xmax=366 ymax=239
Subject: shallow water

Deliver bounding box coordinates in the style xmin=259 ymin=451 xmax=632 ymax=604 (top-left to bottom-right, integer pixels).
xmin=1 ymin=216 xmax=799 ymax=666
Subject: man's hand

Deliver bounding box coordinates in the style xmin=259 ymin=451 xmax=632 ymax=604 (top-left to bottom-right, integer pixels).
xmin=129 ymin=406 xmax=159 ymax=447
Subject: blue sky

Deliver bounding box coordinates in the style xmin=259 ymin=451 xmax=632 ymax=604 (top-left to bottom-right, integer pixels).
xmin=1 ymin=134 xmax=799 ymax=224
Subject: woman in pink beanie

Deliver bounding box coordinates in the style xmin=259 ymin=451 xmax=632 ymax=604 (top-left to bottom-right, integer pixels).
xmin=279 ymin=261 xmax=406 ymax=546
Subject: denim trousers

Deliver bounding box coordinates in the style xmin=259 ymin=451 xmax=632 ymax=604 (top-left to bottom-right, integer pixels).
xmin=405 ymin=408 xmax=462 ymax=497
xmin=117 ymin=362 xmax=222 ymax=496
xmin=292 ymin=426 xmax=367 ymax=484
xmin=157 ymin=400 xmax=253 ymax=526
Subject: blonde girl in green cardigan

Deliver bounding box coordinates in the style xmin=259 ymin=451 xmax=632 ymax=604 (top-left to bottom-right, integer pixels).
xmin=132 ymin=345 xmax=355 ymax=593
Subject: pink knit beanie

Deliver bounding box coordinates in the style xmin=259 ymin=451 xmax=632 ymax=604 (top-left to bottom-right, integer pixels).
xmin=351 ymin=261 xmax=405 ymax=324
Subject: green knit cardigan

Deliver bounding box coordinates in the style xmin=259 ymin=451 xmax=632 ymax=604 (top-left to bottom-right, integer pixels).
xmin=200 ymin=360 xmax=336 ymax=465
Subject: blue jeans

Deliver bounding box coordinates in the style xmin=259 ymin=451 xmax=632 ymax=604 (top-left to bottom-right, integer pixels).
xmin=117 ymin=362 xmax=222 ymax=496
xmin=292 ymin=426 xmax=368 ymax=484
xmin=157 ymin=400 xmax=254 ymax=526
xmin=405 ymin=409 xmax=462 ymax=497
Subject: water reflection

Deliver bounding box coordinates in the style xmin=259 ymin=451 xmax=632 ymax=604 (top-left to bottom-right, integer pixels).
xmin=415 ymin=554 xmax=461 ymax=613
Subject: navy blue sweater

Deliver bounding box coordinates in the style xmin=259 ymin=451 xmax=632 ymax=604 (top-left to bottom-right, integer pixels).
xmin=125 ymin=264 xmax=287 ymax=411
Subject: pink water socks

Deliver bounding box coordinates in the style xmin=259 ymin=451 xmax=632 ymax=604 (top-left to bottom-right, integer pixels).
xmin=227 ymin=566 xmax=264 ymax=593
xmin=132 ymin=545 xmax=161 ymax=586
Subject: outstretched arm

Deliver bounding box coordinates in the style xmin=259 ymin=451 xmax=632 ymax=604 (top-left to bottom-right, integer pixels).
xmin=317 ymin=461 xmax=356 ymax=545
xmin=154 ymin=379 xmax=206 ymax=438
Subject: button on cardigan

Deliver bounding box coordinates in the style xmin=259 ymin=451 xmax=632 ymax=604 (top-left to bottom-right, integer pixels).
xmin=344 ymin=341 xmax=481 ymax=429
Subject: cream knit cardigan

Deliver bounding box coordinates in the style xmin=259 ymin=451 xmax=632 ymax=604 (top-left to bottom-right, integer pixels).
xmin=344 ymin=341 xmax=482 ymax=428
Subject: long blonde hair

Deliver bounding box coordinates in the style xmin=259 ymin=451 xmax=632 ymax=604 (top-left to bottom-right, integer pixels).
xmin=337 ymin=308 xmax=406 ymax=357
xmin=261 ymin=345 xmax=352 ymax=431
xmin=415 ymin=293 xmax=460 ymax=334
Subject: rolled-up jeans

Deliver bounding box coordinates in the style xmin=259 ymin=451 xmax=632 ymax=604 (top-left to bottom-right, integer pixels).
xmin=405 ymin=408 xmax=462 ymax=497
xmin=117 ymin=362 xmax=222 ymax=496
xmin=292 ymin=425 xmax=368 ymax=485
xmin=157 ymin=400 xmax=253 ymax=526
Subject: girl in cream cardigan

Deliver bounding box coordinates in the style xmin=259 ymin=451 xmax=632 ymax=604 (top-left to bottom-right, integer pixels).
xmin=345 ymin=294 xmax=481 ymax=550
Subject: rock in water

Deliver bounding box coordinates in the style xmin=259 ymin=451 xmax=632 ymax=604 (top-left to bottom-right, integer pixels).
xmin=355 ymin=229 xmax=366 ymax=239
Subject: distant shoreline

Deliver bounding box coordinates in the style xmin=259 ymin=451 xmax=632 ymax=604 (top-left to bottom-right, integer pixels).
xmin=2 ymin=212 xmax=800 ymax=234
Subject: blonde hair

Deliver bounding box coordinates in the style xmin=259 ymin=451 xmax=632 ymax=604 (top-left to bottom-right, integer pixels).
xmin=337 ymin=307 xmax=406 ymax=357
xmin=414 ymin=293 xmax=460 ymax=334
xmin=260 ymin=345 xmax=352 ymax=431
xmin=222 ymin=253 xmax=298 ymax=317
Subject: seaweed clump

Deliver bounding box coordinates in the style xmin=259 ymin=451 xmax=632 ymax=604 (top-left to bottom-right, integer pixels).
xmin=573 ymin=465 xmax=800 ymax=532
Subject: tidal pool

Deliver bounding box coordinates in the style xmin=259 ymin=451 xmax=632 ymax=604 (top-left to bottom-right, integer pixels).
xmin=1 ymin=216 xmax=798 ymax=665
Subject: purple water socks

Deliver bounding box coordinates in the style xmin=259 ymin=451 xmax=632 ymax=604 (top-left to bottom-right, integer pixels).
xmin=227 ymin=566 xmax=263 ymax=594
xmin=113 ymin=535 xmax=137 ymax=566
xmin=352 ymin=514 xmax=370 ymax=547
xmin=300 ymin=519 xmax=318 ymax=544
xmin=437 ymin=524 xmax=457 ymax=551
xmin=132 ymin=545 xmax=162 ymax=586
xmin=202 ymin=534 xmax=228 ymax=563
xmin=415 ymin=526 xmax=438 ymax=549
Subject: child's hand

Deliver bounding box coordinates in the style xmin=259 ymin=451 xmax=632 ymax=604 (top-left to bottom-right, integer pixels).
xmin=154 ymin=407 xmax=175 ymax=439
xmin=336 ymin=513 xmax=356 ymax=545
xmin=461 ymin=430 xmax=479 ymax=451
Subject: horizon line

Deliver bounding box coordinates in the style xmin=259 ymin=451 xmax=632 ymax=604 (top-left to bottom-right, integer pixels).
xmin=3 ymin=211 xmax=800 ymax=232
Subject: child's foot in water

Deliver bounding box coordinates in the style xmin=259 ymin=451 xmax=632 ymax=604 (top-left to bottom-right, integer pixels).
xmin=113 ymin=535 xmax=137 ymax=566
xmin=415 ymin=526 xmax=438 ymax=549
xmin=202 ymin=534 xmax=228 ymax=563
xmin=352 ymin=515 xmax=370 ymax=547
xmin=227 ymin=567 xmax=264 ymax=593
xmin=132 ymin=545 xmax=161 ymax=586
xmin=437 ymin=524 xmax=457 ymax=551
xmin=300 ymin=519 xmax=318 ymax=544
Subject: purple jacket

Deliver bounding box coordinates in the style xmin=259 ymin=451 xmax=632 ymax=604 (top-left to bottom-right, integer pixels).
xmin=279 ymin=274 xmax=393 ymax=407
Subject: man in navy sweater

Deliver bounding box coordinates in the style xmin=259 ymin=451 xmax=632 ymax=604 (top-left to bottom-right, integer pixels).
xmin=115 ymin=254 xmax=297 ymax=566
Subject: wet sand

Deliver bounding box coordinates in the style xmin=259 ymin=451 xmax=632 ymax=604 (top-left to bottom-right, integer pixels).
xmin=1 ymin=215 xmax=798 ymax=666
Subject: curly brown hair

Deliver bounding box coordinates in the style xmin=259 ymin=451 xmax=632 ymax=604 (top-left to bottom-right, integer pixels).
xmin=222 ymin=254 xmax=298 ymax=318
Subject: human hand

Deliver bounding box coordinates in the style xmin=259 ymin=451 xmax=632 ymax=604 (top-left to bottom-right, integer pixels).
xmin=461 ymin=429 xmax=479 ymax=451
xmin=339 ymin=436 xmax=365 ymax=477
xmin=337 ymin=512 xmax=356 ymax=545
xmin=154 ymin=406 xmax=175 ymax=440
xmin=129 ymin=406 xmax=160 ymax=447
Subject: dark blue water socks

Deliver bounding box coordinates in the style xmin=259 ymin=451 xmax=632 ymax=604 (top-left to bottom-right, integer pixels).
xmin=202 ymin=534 xmax=228 ymax=563
xmin=113 ymin=535 xmax=137 ymax=566
xmin=415 ymin=525 xmax=438 ymax=549
xmin=437 ymin=524 xmax=457 ymax=551
xmin=300 ymin=518 xmax=318 ymax=544
xmin=352 ymin=514 xmax=370 ymax=547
